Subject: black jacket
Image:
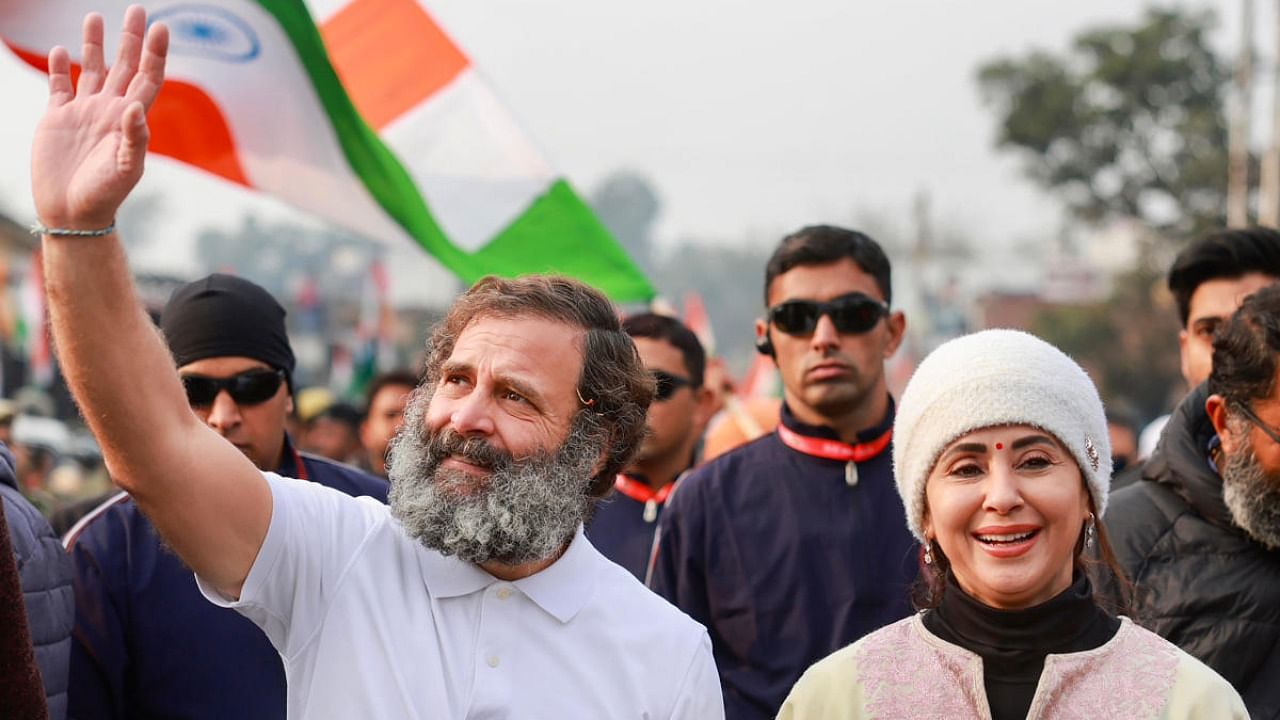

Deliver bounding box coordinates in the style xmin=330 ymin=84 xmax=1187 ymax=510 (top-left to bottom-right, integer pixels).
xmin=0 ymin=443 xmax=75 ymax=720
xmin=1106 ymin=384 xmax=1280 ymax=719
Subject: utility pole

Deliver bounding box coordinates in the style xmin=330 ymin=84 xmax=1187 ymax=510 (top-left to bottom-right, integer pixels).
xmin=1261 ymin=0 xmax=1280 ymax=227
xmin=1229 ymin=0 xmax=1256 ymax=227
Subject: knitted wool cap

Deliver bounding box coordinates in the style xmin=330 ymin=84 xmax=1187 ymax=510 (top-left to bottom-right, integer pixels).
xmin=892 ymin=329 xmax=1111 ymax=542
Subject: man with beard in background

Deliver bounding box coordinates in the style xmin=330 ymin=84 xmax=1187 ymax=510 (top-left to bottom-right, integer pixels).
xmin=29 ymin=9 xmax=720 ymax=719
xmin=1107 ymin=283 xmax=1280 ymax=719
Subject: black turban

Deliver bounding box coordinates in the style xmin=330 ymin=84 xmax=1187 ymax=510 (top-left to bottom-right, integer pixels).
xmin=160 ymin=274 xmax=295 ymax=386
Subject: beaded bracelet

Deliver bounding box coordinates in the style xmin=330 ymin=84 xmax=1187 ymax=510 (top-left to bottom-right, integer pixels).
xmin=29 ymin=221 xmax=117 ymax=238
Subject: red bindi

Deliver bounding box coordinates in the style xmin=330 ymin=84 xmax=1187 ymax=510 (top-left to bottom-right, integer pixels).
xmin=995 ymin=442 xmax=1004 ymax=450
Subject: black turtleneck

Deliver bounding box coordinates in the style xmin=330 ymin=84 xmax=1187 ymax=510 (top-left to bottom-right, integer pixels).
xmin=922 ymin=572 xmax=1120 ymax=720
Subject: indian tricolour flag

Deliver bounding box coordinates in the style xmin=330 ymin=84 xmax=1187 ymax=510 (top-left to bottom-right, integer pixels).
xmin=0 ymin=0 xmax=653 ymax=301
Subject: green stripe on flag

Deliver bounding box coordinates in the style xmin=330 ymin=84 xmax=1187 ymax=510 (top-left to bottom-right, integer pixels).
xmin=256 ymin=0 xmax=654 ymax=302
xmin=471 ymin=181 xmax=654 ymax=302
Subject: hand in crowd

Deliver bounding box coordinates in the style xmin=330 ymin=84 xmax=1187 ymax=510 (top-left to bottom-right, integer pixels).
xmin=31 ymin=5 xmax=167 ymax=231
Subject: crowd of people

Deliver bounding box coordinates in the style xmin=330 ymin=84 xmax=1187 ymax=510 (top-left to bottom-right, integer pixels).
xmin=2 ymin=7 xmax=1279 ymax=720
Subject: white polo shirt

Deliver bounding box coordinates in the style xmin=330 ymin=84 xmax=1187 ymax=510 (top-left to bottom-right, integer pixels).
xmin=199 ymin=473 xmax=723 ymax=719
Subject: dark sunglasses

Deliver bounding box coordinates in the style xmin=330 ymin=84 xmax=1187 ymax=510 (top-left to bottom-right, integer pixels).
xmin=1234 ymin=402 xmax=1280 ymax=446
xmin=652 ymin=370 xmax=694 ymax=402
xmin=181 ymin=368 xmax=286 ymax=407
xmin=767 ymin=292 xmax=889 ymax=336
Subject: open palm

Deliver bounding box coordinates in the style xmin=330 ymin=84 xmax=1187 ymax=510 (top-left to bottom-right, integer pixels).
xmin=31 ymin=6 xmax=168 ymax=231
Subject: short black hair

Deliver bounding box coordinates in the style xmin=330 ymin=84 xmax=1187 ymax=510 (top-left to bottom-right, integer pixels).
xmin=1168 ymin=228 xmax=1280 ymax=327
xmin=763 ymin=225 xmax=892 ymax=306
xmin=621 ymin=313 xmax=707 ymax=388
xmin=365 ymin=369 xmax=420 ymax=411
xmin=1209 ymin=282 xmax=1280 ymax=407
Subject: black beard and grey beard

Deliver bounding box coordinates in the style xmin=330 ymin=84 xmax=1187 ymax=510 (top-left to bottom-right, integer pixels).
xmin=387 ymin=390 xmax=601 ymax=565
xmin=1221 ymin=445 xmax=1280 ymax=551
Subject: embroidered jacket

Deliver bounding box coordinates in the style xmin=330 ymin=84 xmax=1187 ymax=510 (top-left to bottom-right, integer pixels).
xmin=780 ymin=614 xmax=1247 ymax=719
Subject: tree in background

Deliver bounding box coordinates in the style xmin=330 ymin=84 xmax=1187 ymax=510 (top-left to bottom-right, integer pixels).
xmin=977 ymin=7 xmax=1233 ymax=422
xmin=978 ymin=7 xmax=1229 ymax=239
xmin=1030 ymin=264 xmax=1183 ymax=424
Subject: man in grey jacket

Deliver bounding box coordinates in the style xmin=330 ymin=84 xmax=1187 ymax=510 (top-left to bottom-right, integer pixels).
xmin=1 ymin=443 xmax=74 ymax=718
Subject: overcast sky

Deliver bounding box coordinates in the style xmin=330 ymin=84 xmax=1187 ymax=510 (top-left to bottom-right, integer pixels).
xmin=0 ymin=0 xmax=1251 ymax=302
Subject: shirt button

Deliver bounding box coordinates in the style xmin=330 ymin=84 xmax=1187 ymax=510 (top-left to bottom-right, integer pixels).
xmin=487 ymin=654 xmax=501 ymax=668
xmin=496 ymin=587 xmax=513 ymax=600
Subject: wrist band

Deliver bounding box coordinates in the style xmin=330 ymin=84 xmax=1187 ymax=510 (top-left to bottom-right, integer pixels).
xmin=30 ymin=221 xmax=117 ymax=238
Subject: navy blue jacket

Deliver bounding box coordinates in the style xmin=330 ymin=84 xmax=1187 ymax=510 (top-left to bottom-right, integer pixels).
xmin=649 ymin=402 xmax=918 ymax=720
xmin=586 ymin=477 xmax=675 ymax=580
xmin=2 ymin=444 xmax=75 ymax=720
xmin=64 ymin=441 xmax=387 ymax=720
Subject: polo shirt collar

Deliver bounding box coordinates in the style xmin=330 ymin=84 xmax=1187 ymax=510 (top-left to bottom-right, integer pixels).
xmin=513 ymin=527 xmax=599 ymax=624
xmin=417 ymin=527 xmax=601 ymax=623
xmin=419 ymin=549 xmax=497 ymax=599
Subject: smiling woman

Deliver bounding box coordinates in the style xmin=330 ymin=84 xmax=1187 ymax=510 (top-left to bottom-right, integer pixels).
xmin=779 ymin=330 xmax=1248 ymax=720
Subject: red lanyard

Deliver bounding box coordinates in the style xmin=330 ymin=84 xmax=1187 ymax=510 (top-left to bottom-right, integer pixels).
xmin=287 ymin=445 xmax=310 ymax=482
xmin=776 ymin=424 xmax=892 ymax=486
xmin=614 ymin=475 xmax=674 ymax=523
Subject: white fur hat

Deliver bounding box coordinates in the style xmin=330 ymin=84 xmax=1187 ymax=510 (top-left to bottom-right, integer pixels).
xmin=893 ymin=329 xmax=1111 ymax=542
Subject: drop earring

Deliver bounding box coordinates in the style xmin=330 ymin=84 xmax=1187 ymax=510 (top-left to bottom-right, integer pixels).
xmin=923 ymin=543 xmax=934 ymax=565
xmin=1085 ymin=513 xmax=1096 ymax=550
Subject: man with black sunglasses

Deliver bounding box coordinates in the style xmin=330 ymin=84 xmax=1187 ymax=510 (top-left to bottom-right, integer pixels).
xmin=587 ymin=313 xmax=716 ymax=580
xmin=1105 ymin=282 xmax=1280 ymax=717
xmin=63 ymin=274 xmax=388 ymax=719
xmin=650 ymin=225 xmax=919 ymax=719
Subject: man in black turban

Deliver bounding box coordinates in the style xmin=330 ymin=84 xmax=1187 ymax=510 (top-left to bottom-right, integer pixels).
xmin=64 ymin=274 xmax=388 ymax=720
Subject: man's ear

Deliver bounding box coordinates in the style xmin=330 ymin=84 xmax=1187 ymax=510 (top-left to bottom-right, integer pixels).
xmin=692 ymin=385 xmax=718 ymax=432
xmin=754 ymin=317 xmax=776 ymax=360
xmin=883 ymin=310 xmax=907 ymax=358
xmin=1179 ymin=328 xmax=1193 ymax=390
xmin=1206 ymin=393 xmax=1241 ymax=455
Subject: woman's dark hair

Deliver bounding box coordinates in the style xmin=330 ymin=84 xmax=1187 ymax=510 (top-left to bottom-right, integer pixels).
xmin=911 ymin=494 xmax=1134 ymax=616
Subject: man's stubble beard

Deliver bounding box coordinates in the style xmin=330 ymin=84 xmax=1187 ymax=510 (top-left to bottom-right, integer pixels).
xmin=799 ymin=360 xmax=874 ymax=420
xmin=1221 ymin=440 xmax=1280 ymax=551
xmin=386 ymin=388 xmax=604 ymax=566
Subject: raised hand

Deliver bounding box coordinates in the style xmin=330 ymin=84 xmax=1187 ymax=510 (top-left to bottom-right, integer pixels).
xmin=31 ymin=5 xmax=168 ymax=231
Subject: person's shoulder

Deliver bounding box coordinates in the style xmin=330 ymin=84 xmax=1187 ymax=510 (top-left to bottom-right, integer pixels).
xmin=1109 ymin=477 xmax=1185 ymax=512
xmin=1 ymin=481 xmax=54 ymax=545
xmin=1125 ymin=624 xmax=1249 ymax=718
xmin=298 ymin=453 xmax=389 ymax=502
xmin=779 ymin=621 xmax=901 ymax=719
xmin=1105 ymin=478 xmax=1186 ymax=539
xmin=2 ymin=480 xmax=71 ymax=573
xmin=58 ymin=490 xmax=135 ymax=550
xmin=679 ymin=430 xmax=782 ymax=493
xmin=595 ymin=555 xmax=705 ymax=632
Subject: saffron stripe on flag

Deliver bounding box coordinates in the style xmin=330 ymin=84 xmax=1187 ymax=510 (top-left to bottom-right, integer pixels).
xmin=319 ymin=0 xmax=469 ymax=130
